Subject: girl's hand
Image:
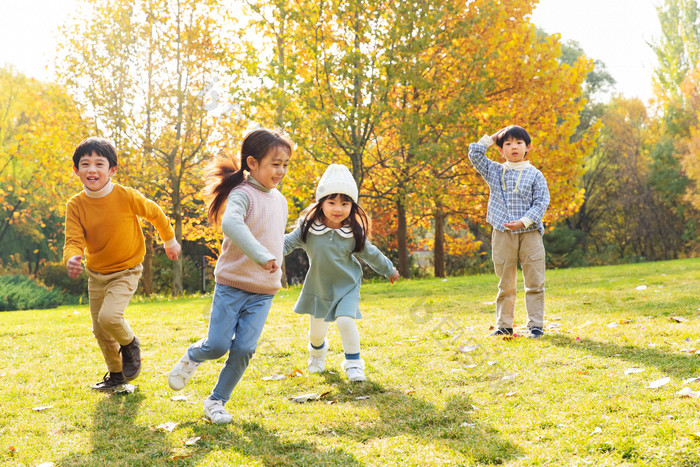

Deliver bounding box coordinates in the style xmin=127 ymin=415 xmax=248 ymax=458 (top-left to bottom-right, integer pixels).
xmin=263 ymin=259 xmax=279 ymax=274
xmin=388 ymin=269 xmax=400 ymax=284
xmin=165 ymin=242 xmax=181 ymax=260
xmin=67 ymin=255 xmax=84 ymax=278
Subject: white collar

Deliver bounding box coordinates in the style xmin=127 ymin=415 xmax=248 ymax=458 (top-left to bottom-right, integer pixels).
xmin=84 ymin=180 xmax=115 ymax=198
xmin=309 ymin=221 xmax=354 ymax=238
xmin=502 ymin=161 xmax=531 ymax=170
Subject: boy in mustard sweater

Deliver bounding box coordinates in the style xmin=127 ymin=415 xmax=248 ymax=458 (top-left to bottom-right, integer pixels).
xmin=63 ymin=137 xmax=181 ymax=392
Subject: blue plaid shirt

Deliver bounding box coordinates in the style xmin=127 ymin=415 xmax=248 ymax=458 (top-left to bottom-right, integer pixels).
xmin=468 ymin=139 xmax=550 ymax=235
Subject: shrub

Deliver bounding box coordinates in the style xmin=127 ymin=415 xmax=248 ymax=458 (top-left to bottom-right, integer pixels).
xmin=0 ymin=275 xmax=63 ymax=311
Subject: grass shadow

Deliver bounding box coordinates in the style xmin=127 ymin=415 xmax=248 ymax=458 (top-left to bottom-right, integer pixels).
xmin=548 ymin=334 xmax=700 ymax=379
xmin=318 ymin=374 xmax=521 ymax=464
xmin=57 ymin=390 xmax=175 ymax=466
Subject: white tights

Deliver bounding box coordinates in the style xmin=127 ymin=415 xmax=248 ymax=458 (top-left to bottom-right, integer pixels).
xmin=308 ymin=315 xmax=360 ymax=354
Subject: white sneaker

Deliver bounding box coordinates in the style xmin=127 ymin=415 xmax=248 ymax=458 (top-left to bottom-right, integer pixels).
xmin=204 ymin=398 xmax=233 ymax=424
xmin=168 ymin=350 xmax=201 ymax=391
xmin=342 ymin=359 xmax=366 ymax=382
xmin=308 ymin=341 xmax=328 ymax=373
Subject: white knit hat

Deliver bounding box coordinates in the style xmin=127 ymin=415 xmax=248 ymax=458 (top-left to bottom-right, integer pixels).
xmin=316 ymin=164 xmax=358 ymax=202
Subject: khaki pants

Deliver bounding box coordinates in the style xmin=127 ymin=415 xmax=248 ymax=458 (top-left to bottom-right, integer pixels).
xmin=491 ymin=229 xmax=545 ymax=328
xmin=86 ymin=265 xmax=143 ymax=372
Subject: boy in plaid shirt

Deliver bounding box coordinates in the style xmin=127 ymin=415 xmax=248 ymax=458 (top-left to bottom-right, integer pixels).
xmin=468 ymin=126 xmax=550 ymax=338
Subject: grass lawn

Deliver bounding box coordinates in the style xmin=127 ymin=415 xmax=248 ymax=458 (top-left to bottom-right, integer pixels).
xmin=1 ymin=258 xmax=699 ymax=466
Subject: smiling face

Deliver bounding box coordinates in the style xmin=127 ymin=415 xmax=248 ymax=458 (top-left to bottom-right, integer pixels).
xmin=73 ymin=152 xmax=117 ymax=191
xmin=247 ymin=146 xmax=290 ymax=190
xmin=498 ymin=137 xmax=531 ymax=163
xmin=320 ymin=194 xmax=353 ymax=229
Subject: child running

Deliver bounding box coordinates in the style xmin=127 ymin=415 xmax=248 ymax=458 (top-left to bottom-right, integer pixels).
xmin=168 ymin=128 xmax=292 ymax=424
xmin=63 ymin=137 xmax=181 ymax=392
xmin=468 ymin=126 xmax=550 ymax=338
xmin=284 ymin=164 xmax=399 ymax=382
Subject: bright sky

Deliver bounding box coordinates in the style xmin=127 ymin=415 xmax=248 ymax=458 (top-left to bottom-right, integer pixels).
xmin=0 ymin=0 xmax=662 ymax=102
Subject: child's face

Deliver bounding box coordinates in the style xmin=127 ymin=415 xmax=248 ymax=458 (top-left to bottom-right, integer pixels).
xmin=73 ymin=152 xmax=117 ymax=191
xmin=321 ymin=195 xmax=352 ymax=229
xmin=498 ymin=137 xmax=531 ymax=163
xmin=247 ymin=146 xmax=290 ymax=190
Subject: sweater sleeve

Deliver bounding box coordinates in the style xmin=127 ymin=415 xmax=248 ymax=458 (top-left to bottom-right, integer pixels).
xmin=128 ymin=188 xmax=176 ymax=244
xmin=468 ymin=138 xmax=501 ymax=182
xmin=283 ymin=225 xmax=305 ymax=256
xmin=221 ymin=190 xmax=276 ymax=265
xmin=354 ymin=239 xmax=395 ymax=278
xmin=63 ymin=198 xmax=86 ymax=265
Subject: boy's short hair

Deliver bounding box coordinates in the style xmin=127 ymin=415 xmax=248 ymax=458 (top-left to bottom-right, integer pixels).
xmin=72 ymin=137 xmax=118 ymax=168
xmin=495 ymin=125 xmax=531 ymax=147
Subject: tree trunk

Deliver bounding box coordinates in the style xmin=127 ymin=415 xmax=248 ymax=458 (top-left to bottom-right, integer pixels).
xmin=396 ymin=198 xmax=410 ymax=278
xmin=142 ymin=226 xmax=153 ymax=296
xmin=433 ymin=205 xmax=445 ymax=278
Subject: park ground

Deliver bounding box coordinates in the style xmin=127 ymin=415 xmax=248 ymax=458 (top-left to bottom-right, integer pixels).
xmin=1 ymin=258 xmax=699 ymax=466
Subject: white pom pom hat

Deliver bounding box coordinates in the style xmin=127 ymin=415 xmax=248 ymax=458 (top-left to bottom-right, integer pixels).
xmin=316 ymin=164 xmax=358 ymax=203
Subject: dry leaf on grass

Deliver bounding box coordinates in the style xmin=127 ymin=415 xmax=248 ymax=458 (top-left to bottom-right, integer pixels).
xmin=458 ymin=344 xmax=478 ymax=352
xmin=354 ymin=395 xmax=370 ymax=400
xmin=624 ymin=367 xmax=645 ymax=375
xmin=682 ymin=377 xmax=699 ymax=384
xmin=32 ymin=405 xmax=54 ymax=412
xmin=155 ymin=422 xmax=179 ymax=432
xmin=590 ymin=426 xmax=602 ymax=435
xmin=503 ymin=392 xmax=518 ymax=397
xmin=113 ymin=384 xmax=135 ymax=394
xmin=170 ymin=395 xmax=187 ymax=401
xmin=677 ymin=387 xmax=700 ymax=398
xmin=647 ymin=377 xmax=671 ymax=389
xmin=500 ymin=373 xmax=519 ymax=381
xmin=289 ymin=391 xmax=331 ymax=403
xmin=185 ymin=436 xmax=201 ymax=446
xmin=670 ymin=316 xmax=688 ymax=323
xmin=262 ymin=368 xmax=304 ymax=381
xmin=635 ymin=285 xmax=647 ymax=291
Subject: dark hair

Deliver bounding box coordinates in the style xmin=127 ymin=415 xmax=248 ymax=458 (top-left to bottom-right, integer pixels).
xmin=72 ymin=137 xmax=118 ymax=168
xmin=204 ymin=128 xmax=293 ymax=225
xmin=494 ymin=125 xmax=531 ymax=147
xmin=299 ymin=193 xmax=370 ymax=253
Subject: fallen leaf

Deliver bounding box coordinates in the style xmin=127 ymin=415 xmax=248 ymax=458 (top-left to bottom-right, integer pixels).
xmin=325 ymin=400 xmax=338 ymax=405
xmin=355 ymin=395 xmax=370 ymax=400
xmin=483 ymin=301 xmax=495 ymax=305
xmin=488 ymin=361 xmax=498 ymax=366
xmin=606 ymin=323 xmax=620 ymax=328
xmin=618 ymin=319 xmax=632 ymax=324
xmin=8 ymin=446 xmax=16 ymax=457
xmin=185 ymin=436 xmax=201 ymax=446
xmin=155 ymin=422 xmax=179 ymax=432
xmin=503 ymin=391 xmax=517 ymax=397
xmin=458 ymin=344 xmax=478 ymax=352
xmin=461 ymin=422 xmax=476 ymax=427
xmin=289 ymin=392 xmax=329 ymax=403
xmin=670 ymin=316 xmax=688 ymax=323
xmin=682 ymin=377 xmax=699 ymax=384
xmin=635 ymin=285 xmax=647 ymax=291
xmin=647 ymin=376 xmax=671 ymax=389
xmin=262 ymin=368 xmax=304 ymax=381
xmin=575 ymin=370 xmax=589 ymax=375
xmin=677 ymin=387 xmax=700 ymax=398
xmin=171 ymin=395 xmax=188 ymax=401
xmin=624 ymin=367 xmax=645 ymax=375
xmin=500 ymin=373 xmax=519 ymax=381
xmin=32 ymin=405 xmax=54 ymax=412
xmin=590 ymin=426 xmax=602 ymax=435
xmin=113 ymin=384 xmax=136 ymax=394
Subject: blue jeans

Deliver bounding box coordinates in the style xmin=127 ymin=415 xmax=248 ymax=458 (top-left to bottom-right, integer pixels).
xmin=188 ymin=284 xmax=273 ymax=403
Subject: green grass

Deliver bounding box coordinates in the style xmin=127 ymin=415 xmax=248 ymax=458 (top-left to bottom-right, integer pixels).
xmin=1 ymin=258 xmax=699 ymax=466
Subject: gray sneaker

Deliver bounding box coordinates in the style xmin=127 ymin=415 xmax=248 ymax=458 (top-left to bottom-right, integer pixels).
xmin=204 ymin=399 xmax=233 ymax=424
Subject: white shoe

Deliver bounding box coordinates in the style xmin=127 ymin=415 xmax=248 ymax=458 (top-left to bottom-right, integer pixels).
xmin=342 ymin=359 xmax=366 ymax=382
xmin=308 ymin=341 xmax=328 ymax=373
xmin=168 ymin=350 xmax=201 ymax=391
xmin=204 ymin=398 xmax=233 ymax=424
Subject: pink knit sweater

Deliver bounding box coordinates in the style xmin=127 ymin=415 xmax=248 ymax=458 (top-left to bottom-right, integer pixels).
xmin=214 ymin=182 xmax=288 ymax=295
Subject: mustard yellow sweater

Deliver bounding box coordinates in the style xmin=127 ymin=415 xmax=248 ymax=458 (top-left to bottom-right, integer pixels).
xmin=63 ymin=183 xmax=175 ymax=274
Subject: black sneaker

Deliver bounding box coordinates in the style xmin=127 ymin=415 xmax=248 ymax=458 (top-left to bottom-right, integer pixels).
xmin=120 ymin=336 xmax=141 ymax=381
xmin=528 ymin=327 xmax=544 ymax=338
xmin=91 ymin=372 xmax=127 ymax=392
xmin=489 ymin=328 xmax=514 ymax=336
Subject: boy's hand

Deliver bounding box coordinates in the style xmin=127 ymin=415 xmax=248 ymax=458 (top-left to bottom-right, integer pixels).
xmin=67 ymin=255 xmax=84 ymax=278
xmin=489 ymin=127 xmax=508 ymax=145
xmin=388 ymin=268 xmax=400 ymax=284
xmin=504 ymin=220 xmax=525 ymax=231
xmin=165 ymin=242 xmax=181 ymax=260
xmin=262 ymin=259 xmax=279 ymax=274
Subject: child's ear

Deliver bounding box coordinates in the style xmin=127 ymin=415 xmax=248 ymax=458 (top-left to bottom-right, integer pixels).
xmin=109 ymin=165 xmax=118 ymax=177
xmin=73 ymin=166 xmax=79 ymax=176
xmin=246 ymin=155 xmax=258 ymax=170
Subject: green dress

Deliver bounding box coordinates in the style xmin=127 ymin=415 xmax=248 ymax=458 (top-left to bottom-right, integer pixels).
xmin=284 ymin=222 xmax=395 ymax=321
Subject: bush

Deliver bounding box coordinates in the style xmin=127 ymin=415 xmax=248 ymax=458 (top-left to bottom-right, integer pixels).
xmin=0 ymin=275 xmax=63 ymax=311
xmin=37 ymin=262 xmax=88 ymax=298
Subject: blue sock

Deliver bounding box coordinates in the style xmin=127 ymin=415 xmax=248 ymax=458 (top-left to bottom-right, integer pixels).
xmin=310 ymin=342 xmax=325 ymax=350
xmin=344 ymin=352 xmax=360 ymax=360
